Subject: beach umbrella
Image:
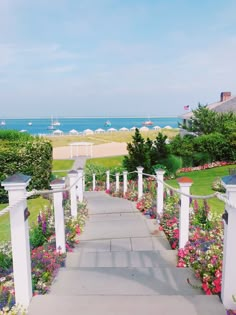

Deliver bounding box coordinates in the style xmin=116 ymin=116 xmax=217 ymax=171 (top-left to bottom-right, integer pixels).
xmin=95 ymin=128 xmax=105 ymax=133
xmin=119 ymin=127 xmax=129 ymax=131
xmin=69 ymin=129 xmax=79 ymax=135
xmin=163 ymin=125 xmax=172 ymax=129
xmin=53 ymin=129 xmax=63 ymax=135
xmin=153 ymin=125 xmax=161 ymax=130
xmin=140 ymin=126 xmax=149 ymax=131
xmin=83 ymin=129 xmax=94 ymax=135
xmin=107 ymin=128 xmax=117 ymax=132
xmin=130 ymin=126 xmax=138 ymax=131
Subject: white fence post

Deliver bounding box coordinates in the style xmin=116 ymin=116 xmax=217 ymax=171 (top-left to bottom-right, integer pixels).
xmin=106 ymin=170 xmax=110 ymax=191
xmin=221 ymin=175 xmax=236 ymax=309
xmin=137 ymin=166 xmax=144 ymax=199
xmin=92 ymin=173 xmax=96 ymax=191
xmin=116 ymin=173 xmax=120 ymax=191
xmin=77 ymin=168 xmax=84 ymax=202
xmin=155 ymin=169 xmax=165 ymax=218
xmin=68 ymin=170 xmax=78 ymax=217
xmin=177 ymin=177 xmax=193 ymax=249
xmin=123 ymin=171 xmax=128 ymax=196
xmin=50 ymin=179 xmax=66 ymax=253
xmin=2 ymin=174 xmax=32 ymax=308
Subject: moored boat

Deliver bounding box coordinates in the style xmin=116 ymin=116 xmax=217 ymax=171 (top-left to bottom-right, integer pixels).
xmin=142 ymin=120 xmax=153 ymax=126
xmin=47 ymin=125 xmax=55 ymax=130
xmin=104 ymin=120 xmax=111 ymax=127
xmin=52 ymin=119 xmax=60 ymax=126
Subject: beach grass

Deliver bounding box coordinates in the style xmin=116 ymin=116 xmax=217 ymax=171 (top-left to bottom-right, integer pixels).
xmin=47 ymin=129 xmax=179 ymax=148
xmin=0 ymin=197 xmax=50 ymax=242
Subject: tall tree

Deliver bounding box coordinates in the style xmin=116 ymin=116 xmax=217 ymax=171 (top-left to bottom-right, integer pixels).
xmin=189 ymin=104 xmax=218 ymax=135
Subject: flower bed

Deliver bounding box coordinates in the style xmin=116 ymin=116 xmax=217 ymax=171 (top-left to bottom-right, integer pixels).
xmin=160 ymin=193 xmax=224 ymax=296
xmin=178 ymin=161 xmax=235 ymax=173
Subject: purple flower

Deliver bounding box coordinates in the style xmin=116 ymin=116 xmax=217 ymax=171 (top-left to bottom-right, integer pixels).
xmin=42 ymin=221 xmax=47 ymax=234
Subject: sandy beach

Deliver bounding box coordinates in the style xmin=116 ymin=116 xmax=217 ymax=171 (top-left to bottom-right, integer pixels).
xmin=53 ymin=142 xmax=128 ymax=159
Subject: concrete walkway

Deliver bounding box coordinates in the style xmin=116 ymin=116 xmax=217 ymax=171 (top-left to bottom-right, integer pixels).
xmin=28 ymin=192 xmax=226 ymax=315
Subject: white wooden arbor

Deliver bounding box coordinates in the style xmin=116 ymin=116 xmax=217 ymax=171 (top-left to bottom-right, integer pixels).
xmin=69 ymin=142 xmax=94 ymax=158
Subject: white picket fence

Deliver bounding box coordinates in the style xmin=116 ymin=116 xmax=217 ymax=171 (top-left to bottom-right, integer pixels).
xmin=0 ymin=166 xmax=236 ymax=309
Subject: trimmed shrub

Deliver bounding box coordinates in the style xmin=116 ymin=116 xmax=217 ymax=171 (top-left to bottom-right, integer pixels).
xmin=0 ymin=135 xmax=52 ymax=202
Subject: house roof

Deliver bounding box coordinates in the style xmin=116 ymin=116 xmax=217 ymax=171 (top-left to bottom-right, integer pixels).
xmin=180 ymin=94 xmax=236 ymax=119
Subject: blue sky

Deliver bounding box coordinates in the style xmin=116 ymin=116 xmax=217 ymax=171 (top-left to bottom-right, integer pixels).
xmin=1 ymin=0 xmax=236 ymax=118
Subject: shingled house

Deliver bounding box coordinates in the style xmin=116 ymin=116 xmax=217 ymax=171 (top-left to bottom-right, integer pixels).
xmin=180 ymin=91 xmax=236 ymax=129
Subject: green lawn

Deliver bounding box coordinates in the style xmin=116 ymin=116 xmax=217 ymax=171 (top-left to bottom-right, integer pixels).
xmin=0 ymin=197 xmax=50 ymax=242
xmin=52 ymin=159 xmax=74 ymax=177
xmin=166 ymin=165 xmax=233 ymax=215
xmin=86 ymin=156 xmax=124 ymax=168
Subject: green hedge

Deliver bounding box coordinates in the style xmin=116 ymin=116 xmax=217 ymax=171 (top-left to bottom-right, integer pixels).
xmin=0 ymin=132 xmax=53 ymax=202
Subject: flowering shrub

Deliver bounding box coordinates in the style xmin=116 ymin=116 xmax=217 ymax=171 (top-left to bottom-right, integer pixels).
xmin=136 ymin=193 xmax=156 ymax=218
xmin=177 ymin=223 xmax=223 ymax=295
xmin=124 ymin=190 xmax=138 ymax=201
xmin=143 ymin=177 xmax=156 ymax=196
xmin=212 ymin=177 xmax=226 ymax=193
xmin=30 ymin=207 xmax=54 ymax=249
xmin=160 ymin=194 xmax=180 ymax=249
xmin=0 ymin=304 xmax=26 ymax=315
xmin=160 ymin=192 xmax=225 ymax=296
xmin=31 ymin=244 xmax=66 ymax=294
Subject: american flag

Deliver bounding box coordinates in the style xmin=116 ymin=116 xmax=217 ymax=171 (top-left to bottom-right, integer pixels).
xmin=184 ymin=105 xmax=190 ymax=110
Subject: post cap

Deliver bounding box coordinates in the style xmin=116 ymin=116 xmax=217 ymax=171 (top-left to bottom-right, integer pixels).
xmin=50 ymin=178 xmax=65 ymax=186
xmin=177 ymin=177 xmax=193 ymax=184
xmin=137 ymin=166 xmax=144 ymax=171
xmin=155 ymin=168 xmax=165 ymax=174
xmin=222 ymin=174 xmax=236 ymax=186
xmin=68 ymin=170 xmax=78 ymax=175
xmin=2 ymin=173 xmax=31 ymax=185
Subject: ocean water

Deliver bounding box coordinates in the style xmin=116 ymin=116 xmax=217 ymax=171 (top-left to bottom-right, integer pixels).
xmin=0 ymin=117 xmax=180 ymax=136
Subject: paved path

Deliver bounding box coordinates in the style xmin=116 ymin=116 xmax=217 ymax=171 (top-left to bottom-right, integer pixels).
xmin=72 ymin=156 xmax=87 ymax=169
xmin=28 ymin=192 xmax=226 ymax=315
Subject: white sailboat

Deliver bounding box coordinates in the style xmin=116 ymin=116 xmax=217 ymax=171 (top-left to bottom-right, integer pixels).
xmin=47 ymin=116 xmax=60 ymax=130
xmin=52 ymin=117 xmax=61 ymax=126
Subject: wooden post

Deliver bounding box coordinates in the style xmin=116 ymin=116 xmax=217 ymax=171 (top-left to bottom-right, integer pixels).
xmin=50 ymin=179 xmax=66 ymax=253
xmin=77 ymin=168 xmax=84 ymax=202
xmin=155 ymin=169 xmax=165 ymax=218
xmin=106 ymin=170 xmax=110 ymax=191
xmin=2 ymin=174 xmax=32 ymax=307
xmin=123 ymin=171 xmax=128 ymax=196
xmin=116 ymin=173 xmax=120 ymax=191
xmin=221 ymin=175 xmax=236 ymax=309
xmin=137 ymin=166 xmax=144 ymax=199
xmin=68 ymin=170 xmax=78 ymax=217
xmin=177 ymin=177 xmax=193 ymax=249
xmin=92 ymin=173 xmax=96 ymax=191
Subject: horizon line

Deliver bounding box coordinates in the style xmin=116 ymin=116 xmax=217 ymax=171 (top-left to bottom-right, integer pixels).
xmin=1 ymin=115 xmax=179 ymax=119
